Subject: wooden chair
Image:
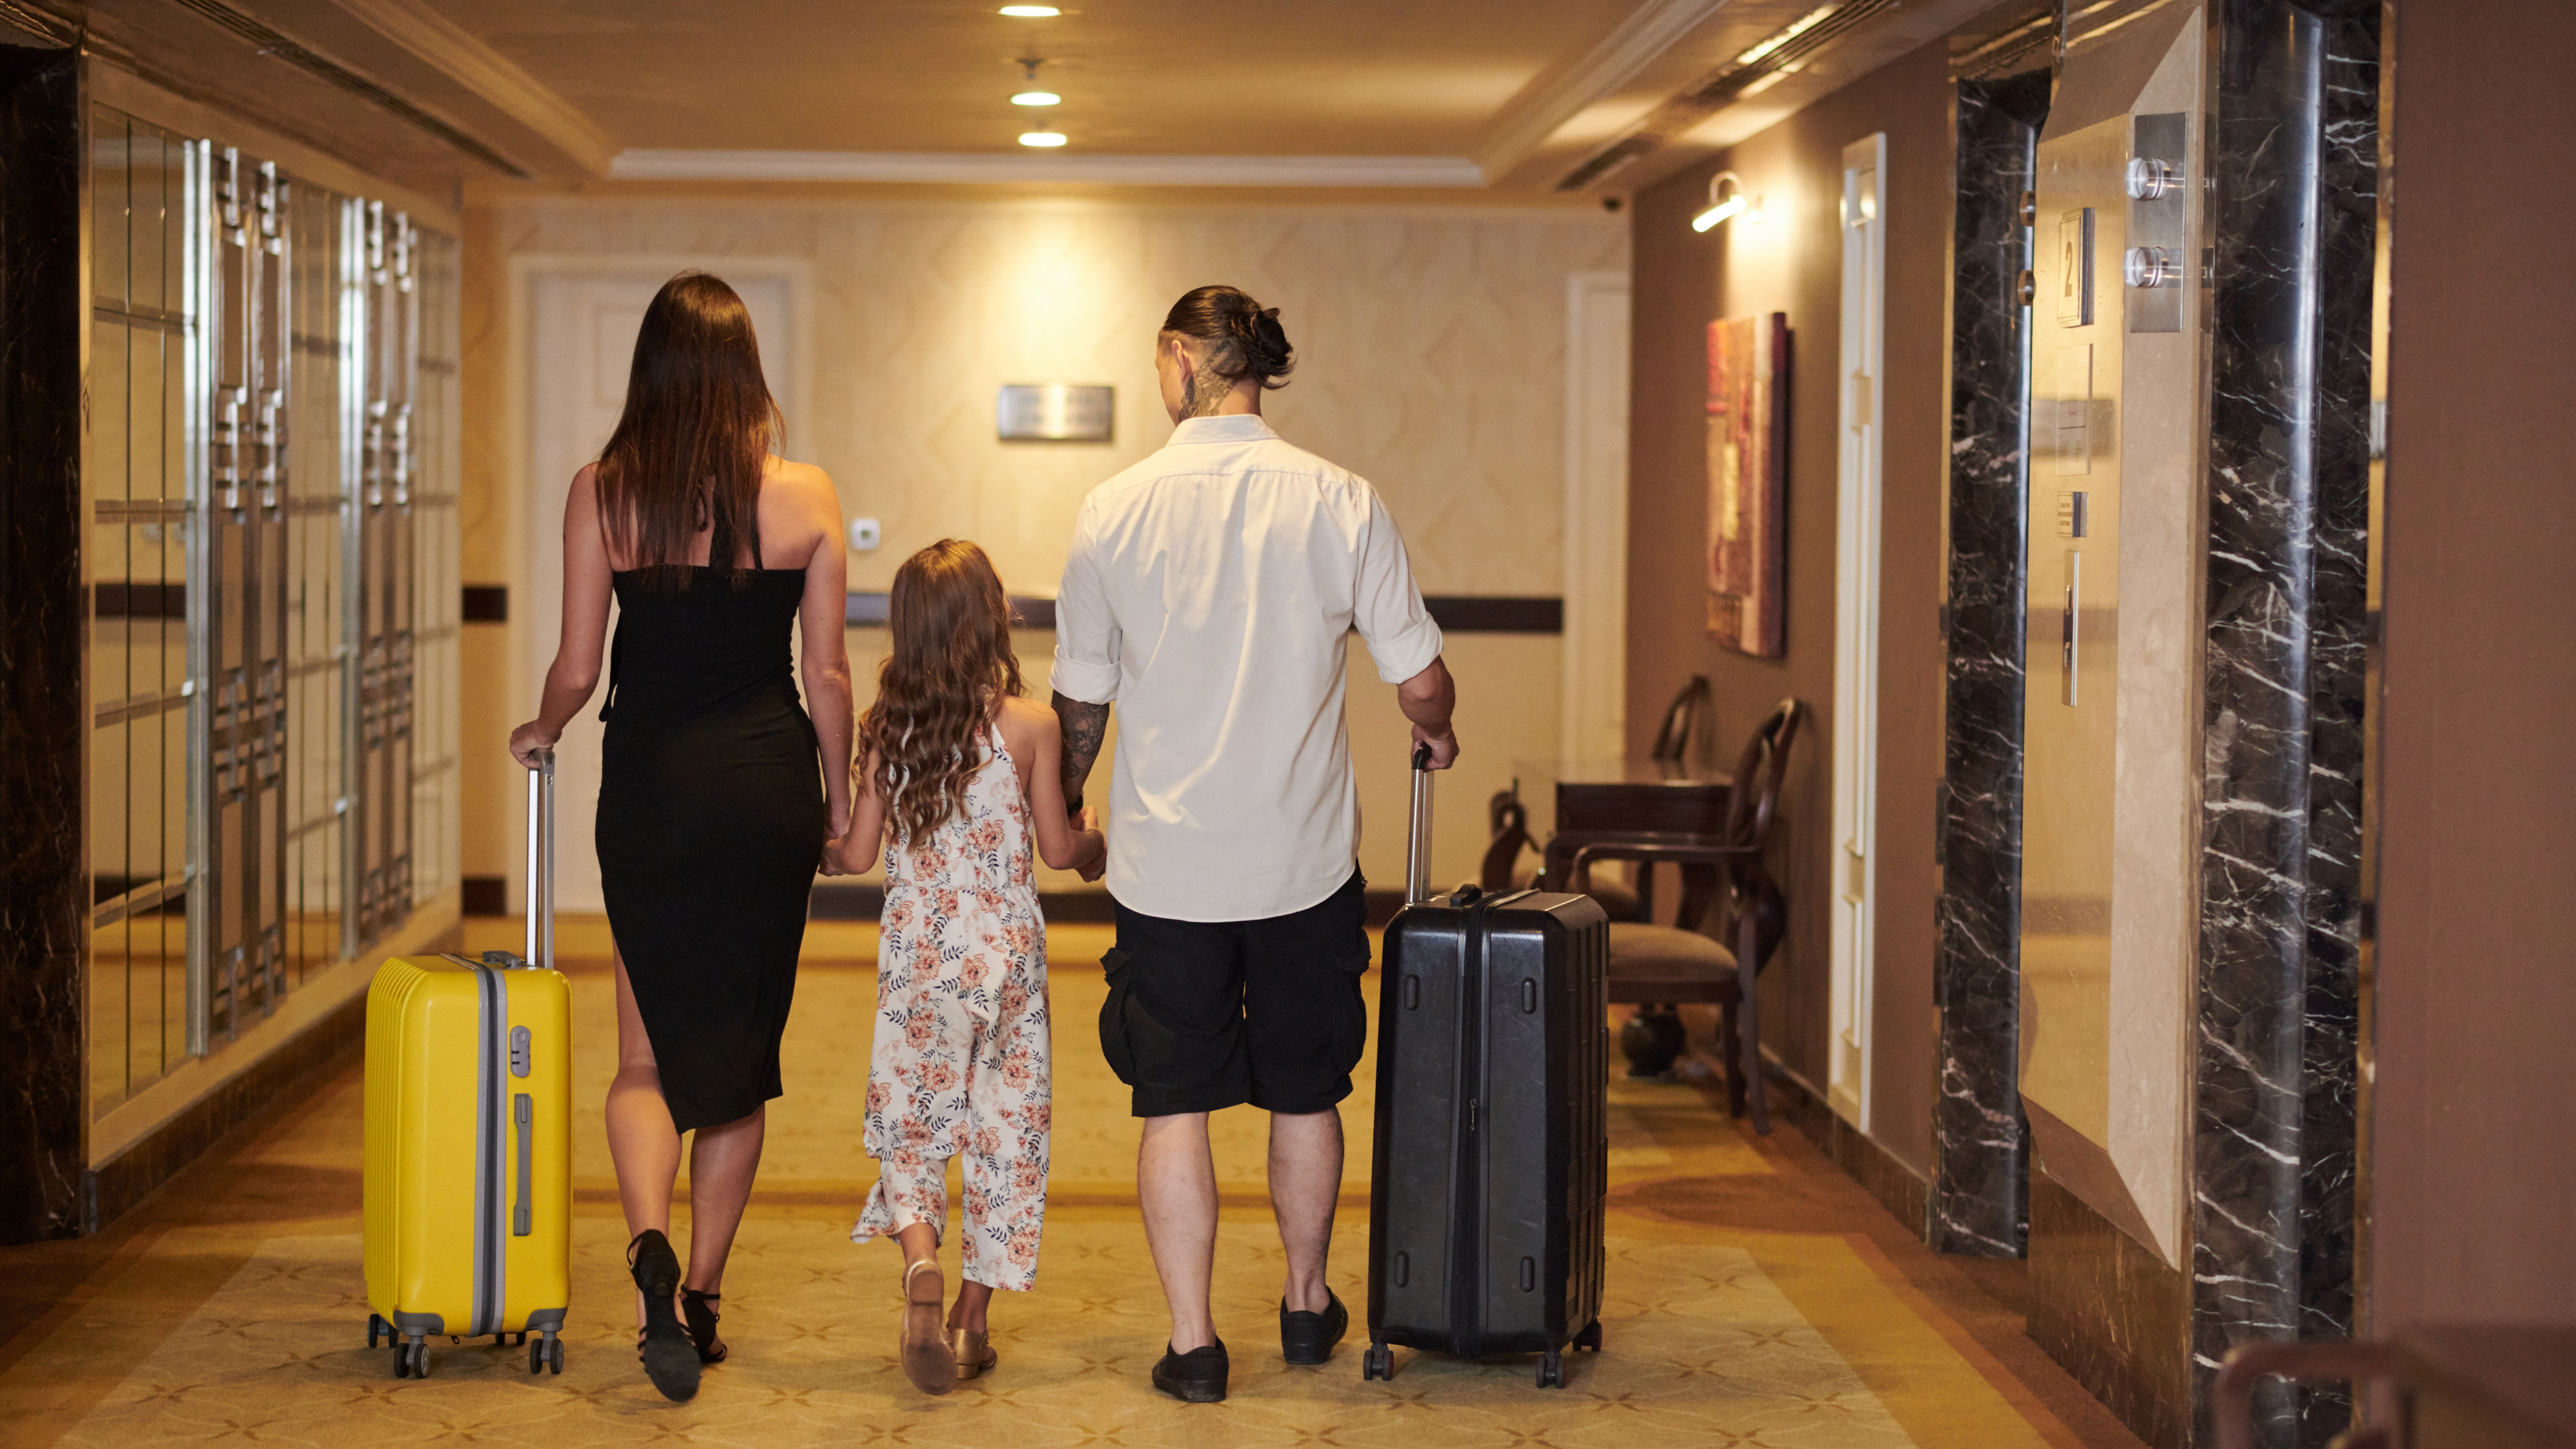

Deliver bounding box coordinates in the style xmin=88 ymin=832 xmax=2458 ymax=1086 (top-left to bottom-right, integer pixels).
xmin=1483 ymin=787 xmax=1640 ymax=920
xmin=1560 ymin=698 xmax=1803 ymax=1132
xmin=1650 ymin=674 xmax=1712 ymax=764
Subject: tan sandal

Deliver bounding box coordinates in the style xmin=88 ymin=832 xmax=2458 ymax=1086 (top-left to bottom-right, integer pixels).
xmin=900 ymin=1258 xmax=957 ymax=1395
xmin=950 ymin=1326 xmax=998 ymax=1381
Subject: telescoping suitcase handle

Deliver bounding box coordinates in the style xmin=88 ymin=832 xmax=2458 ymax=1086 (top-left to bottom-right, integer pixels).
xmin=1407 ymin=742 xmax=1435 ymax=905
xmin=525 ymin=746 xmax=555 ymax=973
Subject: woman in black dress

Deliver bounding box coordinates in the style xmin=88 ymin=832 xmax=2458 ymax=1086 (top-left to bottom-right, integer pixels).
xmin=510 ymin=272 xmax=852 ymax=1402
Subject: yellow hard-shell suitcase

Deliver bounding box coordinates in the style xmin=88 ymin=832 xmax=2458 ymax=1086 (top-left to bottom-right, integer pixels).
xmin=364 ymin=751 xmax=572 ymax=1378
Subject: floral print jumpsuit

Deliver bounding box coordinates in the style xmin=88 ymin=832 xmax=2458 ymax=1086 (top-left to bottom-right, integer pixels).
xmin=851 ymin=730 xmax=1051 ymax=1290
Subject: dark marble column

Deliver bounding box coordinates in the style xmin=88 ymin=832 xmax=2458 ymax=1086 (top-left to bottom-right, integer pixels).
xmin=2192 ymin=3 xmax=2377 ymax=1445
xmin=0 ymin=43 xmax=89 ymax=1244
xmin=1931 ymin=64 xmax=2051 ymax=1260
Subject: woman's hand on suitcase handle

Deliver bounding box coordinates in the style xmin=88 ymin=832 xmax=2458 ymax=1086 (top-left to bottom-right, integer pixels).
xmin=508 ymin=719 xmax=561 ymax=770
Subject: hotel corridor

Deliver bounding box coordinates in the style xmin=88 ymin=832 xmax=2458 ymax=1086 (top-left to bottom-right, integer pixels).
xmin=5 ymin=1 xmax=2572 ymax=1444
xmin=0 ymin=925 xmax=2143 ymax=1448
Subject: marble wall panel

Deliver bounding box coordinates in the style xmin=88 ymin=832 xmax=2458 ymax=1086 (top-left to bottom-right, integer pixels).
xmin=0 ymin=44 xmax=89 ymax=1244
xmin=2192 ymin=1 xmax=2377 ymax=1444
xmin=1931 ymin=64 xmax=2051 ymax=1260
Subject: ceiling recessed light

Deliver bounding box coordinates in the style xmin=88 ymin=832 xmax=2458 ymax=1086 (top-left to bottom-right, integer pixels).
xmin=1018 ymin=130 xmax=1067 ymax=148
xmin=998 ymin=5 xmax=1060 ymax=15
xmin=1011 ymin=91 xmax=1060 ymax=106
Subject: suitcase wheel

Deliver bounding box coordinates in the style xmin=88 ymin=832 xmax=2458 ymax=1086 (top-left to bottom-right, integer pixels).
xmin=549 ymin=1337 xmax=564 ymax=1375
xmin=394 ymin=1338 xmax=429 ymax=1379
xmin=1536 ymin=1350 xmax=1565 ymax=1389
xmin=367 ymin=1313 xmax=388 ymax=1350
xmin=1573 ymin=1320 xmax=1603 ymax=1352
xmin=1361 ymin=1344 xmax=1394 ymax=1382
xmin=527 ymin=1336 xmax=543 ymax=1374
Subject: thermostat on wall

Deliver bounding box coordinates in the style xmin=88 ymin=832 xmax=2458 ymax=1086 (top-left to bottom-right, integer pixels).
xmin=848 ymin=517 xmax=881 ymax=551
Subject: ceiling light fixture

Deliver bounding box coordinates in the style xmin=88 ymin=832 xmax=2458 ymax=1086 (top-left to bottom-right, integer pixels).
xmin=1692 ymin=170 xmax=1748 ymax=232
xmin=1018 ymin=129 xmax=1067 ymax=148
xmin=1012 ymin=57 xmax=1057 ymax=106
xmin=998 ymin=5 xmax=1060 ymax=15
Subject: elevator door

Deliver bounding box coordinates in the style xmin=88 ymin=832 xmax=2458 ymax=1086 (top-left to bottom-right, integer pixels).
xmin=201 ymin=150 xmax=291 ymax=1042
xmin=2018 ymin=3 xmax=2206 ymax=1267
xmin=353 ymin=203 xmax=418 ymax=950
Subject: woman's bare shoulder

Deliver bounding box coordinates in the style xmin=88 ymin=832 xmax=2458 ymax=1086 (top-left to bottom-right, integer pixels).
xmin=766 ymin=458 xmax=837 ymax=508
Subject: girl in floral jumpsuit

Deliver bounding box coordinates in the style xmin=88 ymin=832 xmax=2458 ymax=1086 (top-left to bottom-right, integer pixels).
xmin=823 ymin=539 xmax=1105 ymax=1396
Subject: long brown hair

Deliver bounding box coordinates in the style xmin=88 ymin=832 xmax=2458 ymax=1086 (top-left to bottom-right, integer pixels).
xmin=861 ymin=540 xmax=1025 ymax=843
xmin=595 ymin=272 xmax=782 ymax=584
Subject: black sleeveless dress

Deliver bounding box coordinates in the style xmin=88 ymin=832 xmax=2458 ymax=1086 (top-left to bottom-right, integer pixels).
xmin=596 ymin=566 xmax=826 ymax=1132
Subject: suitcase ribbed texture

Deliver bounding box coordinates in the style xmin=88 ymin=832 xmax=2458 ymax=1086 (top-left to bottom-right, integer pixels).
xmin=1366 ymin=886 xmax=1608 ymax=1385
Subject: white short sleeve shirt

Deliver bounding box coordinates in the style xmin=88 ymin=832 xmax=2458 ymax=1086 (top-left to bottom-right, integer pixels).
xmin=1051 ymin=414 xmax=1444 ymax=922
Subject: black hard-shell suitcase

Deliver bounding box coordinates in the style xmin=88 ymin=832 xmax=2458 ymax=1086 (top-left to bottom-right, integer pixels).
xmin=1363 ymin=747 xmax=1609 ymax=1388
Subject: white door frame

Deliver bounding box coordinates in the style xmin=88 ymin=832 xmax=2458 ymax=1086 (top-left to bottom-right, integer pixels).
xmin=503 ymin=254 xmax=812 ymax=916
xmin=1562 ymin=270 xmax=1631 ymax=763
xmin=1828 ymin=134 xmax=1887 ymax=1129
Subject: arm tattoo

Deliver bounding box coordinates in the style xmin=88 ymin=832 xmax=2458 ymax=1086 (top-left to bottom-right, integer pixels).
xmin=1052 ymin=692 xmax=1110 ymax=808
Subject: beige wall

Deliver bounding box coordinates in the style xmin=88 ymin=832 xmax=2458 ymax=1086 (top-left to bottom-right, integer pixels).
xmin=1627 ymin=38 xmax=1953 ymax=1177
xmin=458 ymin=190 xmax=1624 ymax=901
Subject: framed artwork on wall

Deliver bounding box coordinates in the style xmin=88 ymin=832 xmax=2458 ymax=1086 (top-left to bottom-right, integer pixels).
xmin=1706 ymin=313 xmax=1790 ymax=657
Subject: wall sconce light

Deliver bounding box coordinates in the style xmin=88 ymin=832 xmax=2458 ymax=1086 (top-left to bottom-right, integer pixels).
xmin=1693 ymin=171 xmax=1749 ymax=232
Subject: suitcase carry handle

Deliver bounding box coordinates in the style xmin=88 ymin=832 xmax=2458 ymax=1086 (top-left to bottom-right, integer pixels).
xmin=525 ymin=747 xmax=555 ymax=973
xmin=1407 ymin=742 xmax=1434 ymax=904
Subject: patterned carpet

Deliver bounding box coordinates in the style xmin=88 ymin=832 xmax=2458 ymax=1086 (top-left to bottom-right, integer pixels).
xmin=0 ymin=923 xmax=2144 ymax=1448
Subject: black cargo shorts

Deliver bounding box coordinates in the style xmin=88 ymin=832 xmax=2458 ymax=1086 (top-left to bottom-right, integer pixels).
xmin=1098 ymin=868 xmax=1371 ymax=1118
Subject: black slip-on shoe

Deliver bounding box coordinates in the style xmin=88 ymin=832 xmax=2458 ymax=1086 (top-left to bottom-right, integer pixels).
xmin=1280 ymin=1289 xmax=1349 ymax=1366
xmin=1151 ymin=1338 xmax=1230 ymax=1403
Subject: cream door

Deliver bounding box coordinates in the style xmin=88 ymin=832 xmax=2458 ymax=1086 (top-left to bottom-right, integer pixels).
xmin=1829 ymin=134 xmax=1888 ymax=1128
xmin=518 ymin=268 xmax=796 ymax=916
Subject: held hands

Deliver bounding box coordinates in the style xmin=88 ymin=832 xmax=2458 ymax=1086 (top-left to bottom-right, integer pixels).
xmin=508 ymin=719 xmax=561 ymax=769
xmin=1411 ymin=723 xmax=1461 ymax=770
xmin=819 ymin=826 xmax=874 ymax=878
xmin=1070 ymin=805 xmax=1107 ymax=883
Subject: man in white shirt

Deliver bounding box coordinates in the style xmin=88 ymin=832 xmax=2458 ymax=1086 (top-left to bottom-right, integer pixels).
xmin=1051 ymin=286 xmax=1458 ymax=1403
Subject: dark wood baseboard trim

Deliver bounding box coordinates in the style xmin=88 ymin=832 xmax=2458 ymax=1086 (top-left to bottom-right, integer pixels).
xmin=1755 ymin=1049 xmax=1932 ymax=1243
xmin=460 ymin=875 xmax=506 ymax=916
xmin=810 ymin=884 xmax=1411 ymax=929
xmin=844 ymin=594 xmax=1564 ymax=635
xmin=79 ymin=918 xmax=465 ymax=1233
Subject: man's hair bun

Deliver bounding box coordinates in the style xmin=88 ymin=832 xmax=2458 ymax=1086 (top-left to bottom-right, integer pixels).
xmin=1161 ymin=285 xmax=1295 ymax=390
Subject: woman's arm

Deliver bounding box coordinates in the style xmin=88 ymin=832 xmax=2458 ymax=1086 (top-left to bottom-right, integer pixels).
xmin=822 ymin=747 xmax=886 ymax=876
xmin=509 ymin=466 xmax=614 ymax=767
xmin=1022 ymin=706 xmax=1105 ymax=873
xmin=791 ymin=467 xmax=855 ymax=841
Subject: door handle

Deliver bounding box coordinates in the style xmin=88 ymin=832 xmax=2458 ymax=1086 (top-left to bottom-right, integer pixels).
xmin=2061 ymin=549 xmax=2082 ymax=706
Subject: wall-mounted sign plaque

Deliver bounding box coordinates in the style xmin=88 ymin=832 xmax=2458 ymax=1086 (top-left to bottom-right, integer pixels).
xmin=998 ymin=384 xmax=1114 ymax=441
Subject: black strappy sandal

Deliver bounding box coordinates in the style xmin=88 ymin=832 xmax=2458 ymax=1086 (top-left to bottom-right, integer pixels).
xmin=682 ymin=1287 xmax=728 ymax=1364
xmin=628 ymin=1230 xmax=702 ymax=1401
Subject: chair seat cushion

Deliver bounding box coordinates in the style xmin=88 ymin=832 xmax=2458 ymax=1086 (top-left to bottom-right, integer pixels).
xmin=1513 ymin=864 xmax=1642 ymax=920
xmin=1603 ymin=923 xmax=1739 ymax=1004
